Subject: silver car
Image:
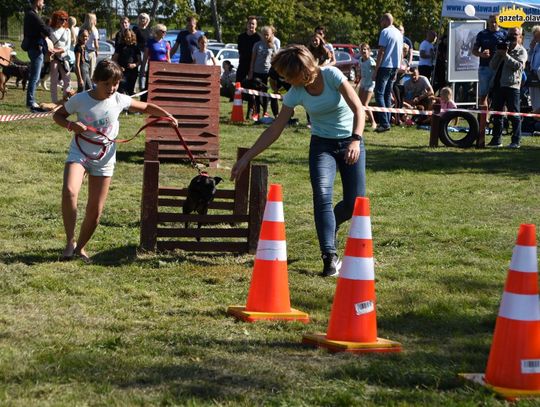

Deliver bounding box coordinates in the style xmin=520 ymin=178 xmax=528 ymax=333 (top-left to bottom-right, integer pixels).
xmin=97 ymin=40 xmax=115 ymax=63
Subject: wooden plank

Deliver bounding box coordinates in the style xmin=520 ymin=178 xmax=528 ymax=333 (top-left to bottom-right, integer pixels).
xmin=157 ymin=241 xmax=249 ymax=253
xmin=248 ymin=165 xmax=268 ymax=254
xmin=159 ymin=187 xmax=236 ymax=199
xmin=158 ymin=198 xmax=235 ymax=211
xmin=234 ymin=148 xmax=250 ymax=216
xmin=157 ymin=228 xmax=249 ymax=238
xmin=140 ymin=160 xmax=160 ymax=250
xmin=158 ymin=213 xmax=249 ymax=223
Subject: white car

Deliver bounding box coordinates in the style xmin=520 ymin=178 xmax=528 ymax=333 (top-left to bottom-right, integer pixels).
xmin=208 ymin=47 xmax=239 ymax=73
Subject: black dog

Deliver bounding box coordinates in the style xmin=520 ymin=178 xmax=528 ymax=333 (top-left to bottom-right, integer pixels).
xmin=2 ymin=58 xmax=49 ymax=92
xmin=183 ymin=172 xmax=223 ymax=241
xmin=3 ymin=61 xmax=29 ymax=90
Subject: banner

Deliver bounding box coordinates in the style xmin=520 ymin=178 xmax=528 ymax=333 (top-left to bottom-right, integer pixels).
xmin=442 ymin=0 xmax=540 ymax=19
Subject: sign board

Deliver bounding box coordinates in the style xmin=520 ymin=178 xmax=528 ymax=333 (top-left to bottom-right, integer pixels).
xmin=447 ymin=20 xmax=486 ymax=82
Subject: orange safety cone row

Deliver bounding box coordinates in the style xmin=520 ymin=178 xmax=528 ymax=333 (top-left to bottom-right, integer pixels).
xmin=227 ymin=184 xmax=309 ymax=323
xmin=230 ymin=82 xmax=244 ymax=123
xmin=303 ymin=197 xmax=401 ymax=353
xmin=461 ymin=224 xmax=540 ymax=400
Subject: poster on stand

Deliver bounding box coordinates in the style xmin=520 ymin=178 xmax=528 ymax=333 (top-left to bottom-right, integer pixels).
xmin=448 ymin=20 xmax=486 ymax=82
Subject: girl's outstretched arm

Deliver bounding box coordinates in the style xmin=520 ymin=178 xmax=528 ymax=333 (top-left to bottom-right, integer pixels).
xmin=129 ymin=100 xmax=178 ymax=127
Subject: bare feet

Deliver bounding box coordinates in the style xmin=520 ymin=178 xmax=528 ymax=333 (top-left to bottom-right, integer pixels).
xmin=74 ymin=248 xmax=92 ymax=264
xmin=60 ymin=241 xmax=77 ymax=261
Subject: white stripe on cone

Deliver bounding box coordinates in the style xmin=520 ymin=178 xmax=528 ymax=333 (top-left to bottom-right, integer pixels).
xmin=348 ymin=216 xmax=372 ymax=239
xmin=263 ymin=201 xmax=284 ymax=222
xmin=256 ymin=240 xmax=287 ymax=261
xmin=509 ymin=245 xmax=538 ymax=273
xmin=339 ymin=256 xmax=375 ymax=281
xmin=499 ymin=292 xmax=540 ymax=321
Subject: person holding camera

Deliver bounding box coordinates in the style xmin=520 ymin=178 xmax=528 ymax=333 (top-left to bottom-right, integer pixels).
xmin=487 ymin=34 xmax=527 ymax=148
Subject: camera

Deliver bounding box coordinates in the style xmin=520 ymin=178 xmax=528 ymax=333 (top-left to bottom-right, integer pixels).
xmin=496 ymin=40 xmax=510 ymax=50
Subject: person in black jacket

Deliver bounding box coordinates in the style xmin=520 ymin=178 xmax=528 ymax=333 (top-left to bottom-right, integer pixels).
xmin=23 ymin=0 xmax=52 ymax=112
xmin=237 ymin=16 xmax=261 ymax=119
xmin=113 ymin=29 xmax=141 ymax=96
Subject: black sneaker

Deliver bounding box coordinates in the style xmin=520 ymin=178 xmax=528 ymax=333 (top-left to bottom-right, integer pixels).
xmin=320 ymin=253 xmax=341 ymax=277
xmin=487 ymin=139 xmax=503 ymax=148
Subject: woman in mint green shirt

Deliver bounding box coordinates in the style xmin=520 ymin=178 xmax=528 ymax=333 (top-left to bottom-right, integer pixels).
xmin=231 ymin=45 xmax=366 ymax=277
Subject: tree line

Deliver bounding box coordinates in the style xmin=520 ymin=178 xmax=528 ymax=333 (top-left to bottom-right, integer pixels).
xmin=1 ymin=0 xmax=443 ymax=47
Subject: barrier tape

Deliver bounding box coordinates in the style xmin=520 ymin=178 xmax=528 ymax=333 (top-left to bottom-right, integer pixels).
xmin=0 ymin=90 xmax=149 ymax=123
xmin=241 ymin=87 xmax=540 ymax=119
xmin=240 ymin=87 xmax=283 ymax=100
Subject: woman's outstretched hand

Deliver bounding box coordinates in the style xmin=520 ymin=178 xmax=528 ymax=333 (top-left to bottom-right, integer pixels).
xmin=345 ymin=140 xmax=361 ymax=165
xmin=230 ymin=156 xmax=250 ymax=181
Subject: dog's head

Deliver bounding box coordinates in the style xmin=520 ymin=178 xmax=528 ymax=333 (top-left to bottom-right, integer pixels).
xmin=183 ymin=172 xmax=223 ymax=214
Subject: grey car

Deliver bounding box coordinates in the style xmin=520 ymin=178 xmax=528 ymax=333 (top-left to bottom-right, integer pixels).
xmin=97 ymin=40 xmax=115 ymax=63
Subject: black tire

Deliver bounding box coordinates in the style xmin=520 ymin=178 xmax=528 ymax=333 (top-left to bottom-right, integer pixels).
xmin=438 ymin=110 xmax=479 ymax=148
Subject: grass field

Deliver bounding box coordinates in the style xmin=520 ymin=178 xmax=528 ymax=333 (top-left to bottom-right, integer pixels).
xmin=1 ymin=83 xmax=540 ymax=406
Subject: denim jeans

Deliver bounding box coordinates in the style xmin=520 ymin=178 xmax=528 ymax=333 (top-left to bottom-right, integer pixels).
xmin=491 ymin=86 xmax=521 ymax=145
xmin=26 ymin=47 xmax=44 ymax=107
xmin=309 ymin=135 xmax=366 ymax=254
xmin=374 ymin=67 xmax=397 ymax=128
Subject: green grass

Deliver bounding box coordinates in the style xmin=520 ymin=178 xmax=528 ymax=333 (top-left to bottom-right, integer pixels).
xmin=1 ymin=84 xmax=540 ymax=406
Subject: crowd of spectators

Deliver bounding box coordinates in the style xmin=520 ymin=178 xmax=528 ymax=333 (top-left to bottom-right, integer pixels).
xmin=20 ymin=2 xmax=540 ymax=148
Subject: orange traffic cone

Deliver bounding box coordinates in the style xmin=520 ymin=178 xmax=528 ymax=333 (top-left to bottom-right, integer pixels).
xmin=230 ymin=82 xmax=244 ymax=123
xmin=303 ymin=197 xmax=401 ymax=353
xmin=461 ymin=224 xmax=540 ymax=400
xmin=227 ymin=184 xmax=309 ymax=323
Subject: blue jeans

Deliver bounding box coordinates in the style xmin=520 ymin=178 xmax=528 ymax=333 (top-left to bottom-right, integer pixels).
xmin=309 ymin=135 xmax=366 ymax=254
xmin=491 ymin=86 xmax=521 ymax=145
xmin=374 ymin=67 xmax=397 ymax=128
xmin=26 ymin=47 xmax=43 ymax=107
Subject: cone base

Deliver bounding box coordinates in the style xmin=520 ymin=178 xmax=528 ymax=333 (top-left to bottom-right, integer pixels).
xmin=459 ymin=373 xmax=540 ymax=401
xmin=302 ymin=332 xmax=402 ymax=354
xmin=227 ymin=305 xmax=310 ymax=323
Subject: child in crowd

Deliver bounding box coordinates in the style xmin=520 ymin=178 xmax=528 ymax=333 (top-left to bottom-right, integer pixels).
xmin=192 ymin=35 xmax=217 ymax=65
xmin=220 ymin=60 xmax=236 ymax=101
xmin=74 ymin=29 xmax=92 ymax=93
xmin=249 ymin=25 xmax=280 ymax=119
xmin=439 ymin=86 xmax=457 ymax=110
xmin=114 ymin=29 xmax=141 ymax=95
xmin=439 ymin=86 xmax=458 ymax=126
xmin=357 ymin=43 xmax=377 ymax=129
xmin=52 ymin=60 xmax=177 ymax=262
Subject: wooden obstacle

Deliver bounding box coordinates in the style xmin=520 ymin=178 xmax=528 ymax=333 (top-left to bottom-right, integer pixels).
xmin=140 ymin=148 xmax=268 ymax=253
xmin=145 ymin=62 xmax=220 ymax=166
xmin=140 ymin=62 xmax=268 ymax=253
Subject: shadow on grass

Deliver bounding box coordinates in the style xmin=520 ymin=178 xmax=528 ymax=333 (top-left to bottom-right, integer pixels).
xmin=115 ymin=150 xmax=144 ymax=165
xmin=91 ymin=245 xmax=139 ymax=266
xmin=368 ymin=143 xmax=540 ymax=176
xmin=0 ymin=248 xmax=63 ymax=265
xmin=8 ymin=338 xmax=299 ymax=402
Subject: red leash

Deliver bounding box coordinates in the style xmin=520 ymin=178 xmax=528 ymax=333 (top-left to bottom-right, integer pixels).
xmin=75 ymin=116 xmax=203 ymax=170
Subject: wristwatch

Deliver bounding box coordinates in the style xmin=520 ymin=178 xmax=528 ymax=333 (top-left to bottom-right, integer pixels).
xmin=352 ymin=133 xmax=363 ymax=141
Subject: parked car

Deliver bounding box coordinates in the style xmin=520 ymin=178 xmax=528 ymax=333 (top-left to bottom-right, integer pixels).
xmin=97 ymin=40 xmax=115 ymax=63
xmin=369 ymin=49 xmax=419 ymax=69
xmin=208 ymin=46 xmax=239 ymax=73
xmin=164 ymin=30 xmax=182 ymax=63
xmin=333 ymin=43 xmax=360 ymax=59
xmin=334 ymin=50 xmax=359 ymax=82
